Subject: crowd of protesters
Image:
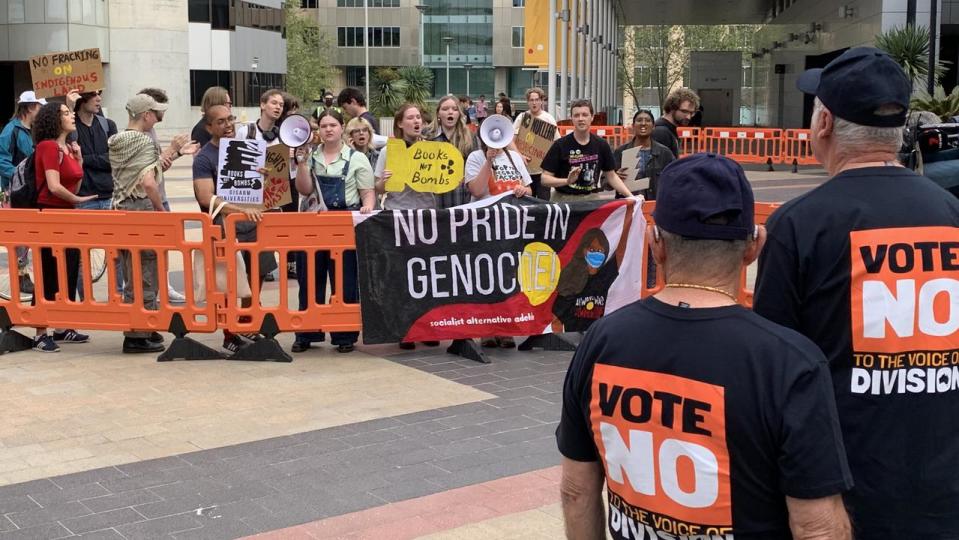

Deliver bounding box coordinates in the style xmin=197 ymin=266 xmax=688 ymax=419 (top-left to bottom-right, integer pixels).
xmin=3 ymin=47 xmax=959 ymax=539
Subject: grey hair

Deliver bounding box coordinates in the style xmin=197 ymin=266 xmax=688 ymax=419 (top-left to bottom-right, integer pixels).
xmin=814 ymin=98 xmax=904 ymax=157
xmin=659 ymin=229 xmax=748 ymax=286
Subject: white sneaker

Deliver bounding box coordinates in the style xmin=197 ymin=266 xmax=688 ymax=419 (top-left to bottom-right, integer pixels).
xmin=167 ymin=286 xmax=186 ymax=304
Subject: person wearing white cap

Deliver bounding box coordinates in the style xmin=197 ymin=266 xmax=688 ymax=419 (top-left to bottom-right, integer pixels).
xmin=0 ymin=91 xmax=48 ymax=296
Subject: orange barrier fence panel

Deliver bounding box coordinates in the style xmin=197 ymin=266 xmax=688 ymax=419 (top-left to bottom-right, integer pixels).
xmin=700 ymin=127 xmax=784 ymax=164
xmin=218 ymin=212 xmax=362 ymax=335
xmin=677 ymin=127 xmax=703 ymax=156
xmin=640 ymin=201 xmax=780 ymax=307
xmin=783 ymin=129 xmax=819 ymax=165
xmin=0 ymin=209 xmax=220 ymax=334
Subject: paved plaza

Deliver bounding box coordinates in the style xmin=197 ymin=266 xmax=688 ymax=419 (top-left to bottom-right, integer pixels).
xmin=0 ymin=161 xmax=828 ymax=539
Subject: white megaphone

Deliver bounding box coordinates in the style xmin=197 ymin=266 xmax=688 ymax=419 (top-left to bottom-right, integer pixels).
xmin=278 ymin=114 xmax=313 ymax=147
xmin=479 ymin=114 xmax=515 ymax=149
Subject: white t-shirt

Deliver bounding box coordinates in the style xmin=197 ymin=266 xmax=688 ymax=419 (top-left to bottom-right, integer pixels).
xmin=465 ymin=149 xmax=532 ymax=199
xmin=512 ymin=110 xmax=559 ymax=136
xmin=233 ymin=121 xmax=282 ymax=147
xmin=374 ymin=144 xmax=437 ymax=210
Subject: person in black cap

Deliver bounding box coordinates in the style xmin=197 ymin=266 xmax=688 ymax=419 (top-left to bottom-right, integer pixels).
xmin=557 ymin=153 xmax=852 ymax=540
xmin=754 ymin=46 xmax=959 ymax=538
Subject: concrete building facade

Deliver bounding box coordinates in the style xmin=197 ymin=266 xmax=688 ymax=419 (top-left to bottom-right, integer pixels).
xmin=301 ymin=0 xmax=535 ymax=101
xmin=0 ymin=0 xmax=287 ymax=133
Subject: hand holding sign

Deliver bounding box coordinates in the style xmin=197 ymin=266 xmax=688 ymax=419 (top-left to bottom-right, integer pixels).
xmin=384 ymin=139 xmax=464 ymax=194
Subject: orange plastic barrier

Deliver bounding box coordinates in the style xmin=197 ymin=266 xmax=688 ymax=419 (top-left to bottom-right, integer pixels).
xmin=556 ymin=125 xmax=629 ymax=148
xmin=640 ymin=201 xmax=780 ymax=307
xmin=0 ymin=209 xmax=220 ymax=334
xmin=547 ymin=126 xmax=818 ymax=166
xmin=783 ymin=128 xmax=818 ymax=165
xmin=217 ymin=211 xmax=361 ymax=337
xmin=0 ymin=201 xmax=782 ymax=360
xmin=677 ymin=127 xmax=702 ymax=155
xmin=699 ymin=127 xmax=784 ymax=164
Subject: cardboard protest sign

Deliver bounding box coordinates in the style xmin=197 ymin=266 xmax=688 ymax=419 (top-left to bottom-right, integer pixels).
xmin=353 ymin=194 xmax=646 ymax=343
xmin=259 ymin=144 xmax=293 ymax=210
xmin=384 ymin=139 xmax=463 ymax=194
xmin=619 ymin=146 xmax=650 ymax=193
xmin=29 ymin=48 xmax=104 ymax=99
xmin=217 ymin=138 xmax=267 ymax=204
xmin=515 ymin=113 xmax=557 ymax=175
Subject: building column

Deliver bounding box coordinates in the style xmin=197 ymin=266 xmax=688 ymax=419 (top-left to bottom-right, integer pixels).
xmin=590 ymin=0 xmax=599 ymax=106
xmin=570 ymin=0 xmax=579 ymax=102
xmin=559 ymin=0 xmax=569 ymax=118
xmin=583 ymin=0 xmax=591 ymax=101
xmin=548 ymin=0 xmax=557 ymax=118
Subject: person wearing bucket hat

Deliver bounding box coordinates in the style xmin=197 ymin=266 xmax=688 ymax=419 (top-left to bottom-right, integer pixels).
xmin=557 ymin=153 xmax=852 ymax=540
xmin=755 ymin=47 xmax=959 ymax=538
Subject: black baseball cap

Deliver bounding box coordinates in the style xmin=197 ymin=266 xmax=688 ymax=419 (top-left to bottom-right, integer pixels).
xmin=797 ymin=46 xmax=911 ymax=127
xmin=653 ymin=153 xmax=754 ymax=241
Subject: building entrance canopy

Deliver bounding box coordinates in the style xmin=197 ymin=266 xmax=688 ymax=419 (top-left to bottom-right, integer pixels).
xmin=616 ymin=0 xmax=774 ymax=24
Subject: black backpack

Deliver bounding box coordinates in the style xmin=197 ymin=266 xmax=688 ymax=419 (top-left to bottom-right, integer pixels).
xmin=9 ymin=152 xmax=38 ymax=208
xmin=10 ymin=148 xmax=61 ymax=208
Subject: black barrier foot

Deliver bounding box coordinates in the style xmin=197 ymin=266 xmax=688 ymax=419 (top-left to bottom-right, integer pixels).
xmin=0 ymin=307 xmax=34 ymax=354
xmin=229 ymin=314 xmax=292 ymax=362
xmin=792 ymin=158 xmax=799 ymax=173
xmin=447 ymin=338 xmax=489 ymax=364
xmin=766 ymin=157 xmax=775 ymax=172
xmin=518 ymin=333 xmax=579 ymax=352
xmin=157 ymin=313 xmax=226 ymax=362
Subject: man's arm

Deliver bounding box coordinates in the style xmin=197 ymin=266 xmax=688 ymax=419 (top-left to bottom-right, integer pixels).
xmin=604 ymin=169 xmax=633 ymax=198
xmin=0 ymin=126 xmax=16 ymax=180
xmin=786 ymin=495 xmax=851 ymax=540
xmin=193 ymin=177 xmax=262 ymax=220
xmin=561 ymin=457 xmax=606 ymax=540
xmin=139 ymin=169 xmax=166 ymax=211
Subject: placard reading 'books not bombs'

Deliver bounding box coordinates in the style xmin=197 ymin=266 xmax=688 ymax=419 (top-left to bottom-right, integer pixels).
xmin=353 ymin=193 xmax=647 ymax=343
xmin=29 ymin=48 xmax=104 ymax=99
xmin=384 ymin=139 xmax=464 ymax=194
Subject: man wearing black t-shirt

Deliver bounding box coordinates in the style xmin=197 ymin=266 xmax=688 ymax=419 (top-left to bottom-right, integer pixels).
xmin=542 ymin=99 xmax=633 ymax=202
xmin=754 ymin=47 xmax=959 ymax=538
xmin=651 ymin=87 xmax=698 ymax=158
xmin=558 ymin=153 xmax=852 ymax=540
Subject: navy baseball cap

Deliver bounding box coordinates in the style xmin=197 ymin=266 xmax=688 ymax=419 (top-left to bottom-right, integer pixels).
xmin=797 ymin=46 xmax=911 ymax=127
xmin=653 ymin=153 xmax=754 ymax=241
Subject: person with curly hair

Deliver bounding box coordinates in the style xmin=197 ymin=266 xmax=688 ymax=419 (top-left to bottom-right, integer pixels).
xmin=30 ymin=101 xmax=98 ymax=352
xmin=652 ymin=87 xmax=700 ymax=158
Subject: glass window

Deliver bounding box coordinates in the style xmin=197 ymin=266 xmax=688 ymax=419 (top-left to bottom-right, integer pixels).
xmin=512 ymin=0 xmax=525 ymax=6
xmin=301 ymin=0 xmax=317 ymax=6
xmin=211 ymin=0 xmax=230 ymax=29
xmin=189 ymin=0 xmax=210 ymax=22
xmin=511 ymin=27 xmax=524 ymax=48
xmin=190 ymin=70 xmax=231 ymax=107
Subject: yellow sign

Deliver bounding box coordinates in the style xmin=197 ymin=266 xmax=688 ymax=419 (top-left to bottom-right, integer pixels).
xmin=384 ymin=139 xmax=464 ymax=194
xmin=524 ymin=0 xmax=549 ymax=67
xmin=29 ymin=48 xmax=104 ymax=99
xmin=518 ymin=242 xmax=560 ymax=306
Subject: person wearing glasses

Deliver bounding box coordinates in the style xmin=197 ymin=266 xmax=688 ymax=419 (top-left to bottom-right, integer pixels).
xmin=652 ymin=87 xmax=699 ymax=158
xmin=512 ymin=87 xmax=559 ymax=199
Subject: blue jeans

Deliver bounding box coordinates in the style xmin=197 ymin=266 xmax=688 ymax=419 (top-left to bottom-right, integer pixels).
xmin=76 ymin=198 xmax=124 ymax=298
xmin=924 ymin=149 xmax=959 ymax=193
xmin=295 ymin=249 xmax=359 ymax=346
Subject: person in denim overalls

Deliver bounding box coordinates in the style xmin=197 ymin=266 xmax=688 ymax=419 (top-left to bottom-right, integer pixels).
xmin=292 ymin=109 xmax=375 ymax=354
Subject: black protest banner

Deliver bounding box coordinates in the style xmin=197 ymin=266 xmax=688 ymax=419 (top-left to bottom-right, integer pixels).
xmin=353 ymin=194 xmax=646 ymax=344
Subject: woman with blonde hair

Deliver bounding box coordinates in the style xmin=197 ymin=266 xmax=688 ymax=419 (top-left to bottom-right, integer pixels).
xmin=346 ymin=116 xmax=379 ymax=170
xmin=426 ymin=96 xmax=476 ymax=208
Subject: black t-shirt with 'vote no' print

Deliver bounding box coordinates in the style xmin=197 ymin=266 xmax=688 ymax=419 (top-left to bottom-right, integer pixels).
xmin=557 ymin=298 xmax=852 ymax=540
xmin=754 ymin=166 xmax=959 ymax=538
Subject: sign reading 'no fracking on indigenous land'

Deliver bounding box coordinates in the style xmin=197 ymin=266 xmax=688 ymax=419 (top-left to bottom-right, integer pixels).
xmin=29 ymin=48 xmax=104 ymax=99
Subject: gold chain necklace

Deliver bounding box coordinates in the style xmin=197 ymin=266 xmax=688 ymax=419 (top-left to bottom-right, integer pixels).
xmin=664 ymin=283 xmax=738 ymax=304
